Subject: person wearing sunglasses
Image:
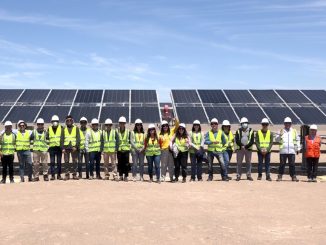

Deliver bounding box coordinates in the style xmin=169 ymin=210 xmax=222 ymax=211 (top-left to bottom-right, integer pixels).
xmin=275 ymin=117 xmax=300 ymax=182
xmin=131 ymin=119 xmax=145 ymax=181
xmin=117 ymin=116 xmax=131 ymax=181
xmin=0 ymin=121 xmax=15 ymax=184
xmin=221 ymin=120 xmax=233 ymax=181
xmin=159 ymin=118 xmax=179 ymax=182
xmin=78 ymin=117 xmax=90 ymax=179
xmin=170 ymin=123 xmax=190 ymax=183
xmin=189 ymin=120 xmax=204 ymax=181
xmin=205 ymin=118 xmax=228 ymax=181
xmin=255 ymin=118 xmax=273 ymax=181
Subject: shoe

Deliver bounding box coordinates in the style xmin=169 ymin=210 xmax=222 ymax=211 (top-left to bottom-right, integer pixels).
xmin=104 ymin=175 xmax=110 ymax=180
xmin=44 ymin=175 xmax=49 ymax=181
xmin=247 ymin=176 xmax=253 ymax=181
xmin=28 ymin=177 xmax=33 ymax=182
xmin=133 ymin=177 xmax=137 ymax=182
xmin=207 ymin=177 xmax=213 ymax=181
xmin=257 ymin=175 xmax=262 ymax=180
xmin=198 ymin=178 xmax=203 ymax=182
xmin=50 ymin=175 xmax=55 ymax=181
xmin=10 ymin=179 xmax=14 ymax=184
xmin=182 ymin=178 xmax=186 ymax=183
xmin=0 ymin=179 xmax=5 ymax=184
xmin=124 ymin=176 xmax=128 ymax=182
xmin=312 ymin=178 xmax=317 ymax=183
xmin=33 ymin=177 xmax=40 ymax=182
xmin=308 ymin=178 xmax=312 ymax=182
xmin=222 ymin=177 xmax=229 ymax=182
xmin=89 ymin=176 xmax=93 ymax=180
xmin=236 ymin=176 xmax=241 ymax=181
xmin=20 ymin=177 xmax=25 ymax=183
xmin=57 ymin=175 xmax=62 ymax=180
xmin=227 ymin=176 xmax=232 ymax=181
xmin=266 ymin=175 xmax=272 ymax=181
xmin=73 ymin=175 xmax=79 ymax=180
xmin=276 ymin=175 xmax=282 ymax=182
xmin=78 ymin=173 xmax=82 ymax=179
xmin=149 ymin=178 xmax=153 ymax=183
xmin=86 ymin=175 xmax=90 ymax=180
xmin=96 ymin=175 xmax=103 ymax=180
xmin=161 ymin=176 xmax=165 ymax=182
xmin=292 ymin=176 xmax=299 ymax=182
xmin=119 ymin=176 xmax=123 ymax=181
xmin=114 ymin=176 xmax=119 ymax=181
xmin=64 ymin=175 xmax=70 ymax=181
xmin=189 ymin=178 xmax=195 ymax=182
xmin=156 ymin=179 xmax=161 ymax=184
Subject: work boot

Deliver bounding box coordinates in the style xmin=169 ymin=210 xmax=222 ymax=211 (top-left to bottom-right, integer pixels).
xmin=57 ymin=174 xmax=62 ymax=180
xmin=50 ymin=175 xmax=55 ymax=181
xmin=276 ymin=175 xmax=282 ymax=182
xmin=86 ymin=174 xmax=90 ymax=180
xmin=149 ymin=178 xmax=153 ymax=183
xmin=89 ymin=175 xmax=94 ymax=180
xmin=10 ymin=179 xmax=14 ymax=184
xmin=0 ymin=179 xmax=5 ymax=184
xmin=247 ymin=176 xmax=253 ymax=181
xmin=257 ymin=174 xmax=262 ymax=180
xmin=227 ymin=176 xmax=232 ymax=181
xmin=189 ymin=178 xmax=195 ymax=182
xmin=292 ymin=176 xmax=299 ymax=182
xmin=156 ymin=179 xmax=161 ymax=184
xmin=20 ymin=177 xmax=25 ymax=183
xmin=236 ymin=176 xmax=241 ymax=181
xmin=266 ymin=175 xmax=272 ymax=181
xmin=44 ymin=175 xmax=49 ymax=181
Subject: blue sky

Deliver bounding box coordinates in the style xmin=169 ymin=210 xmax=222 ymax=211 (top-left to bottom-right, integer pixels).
xmin=0 ymin=0 xmax=325 ymax=101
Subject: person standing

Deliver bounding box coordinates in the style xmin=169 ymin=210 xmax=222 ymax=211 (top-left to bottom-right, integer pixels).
xmin=102 ymin=118 xmax=119 ymax=181
xmin=78 ymin=117 xmax=90 ymax=179
xmin=255 ymin=118 xmax=273 ymax=181
xmin=235 ymin=117 xmax=254 ymax=181
xmin=170 ymin=123 xmax=190 ymax=183
xmin=47 ymin=115 xmax=63 ymax=180
xmin=0 ymin=121 xmax=16 ymax=184
xmin=117 ymin=116 xmax=131 ymax=181
xmin=131 ymin=119 xmax=145 ymax=181
xmin=275 ymin=117 xmax=300 ymax=182
xmin=189 ymin=120 xmax=204 ymax=181
xmin=221 ymin=120 xmax=233 ymax=181
xmin=304 ymin=124 xmax=321 ymax=182
xmin=85 ymin=118 xmax=102 ymax=180
xmin=144 ymin=124 xmax=162 ymax=183
xmin=31 ymin=118 xmax=49 ymax=181
xmin=61 ymin=115 xmax=80 ymax=180
xmin=205 ymin=118 xmax=228 ymax=181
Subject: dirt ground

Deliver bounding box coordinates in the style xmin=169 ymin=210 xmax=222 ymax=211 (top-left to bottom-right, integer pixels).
xmin=0 ymin=173 xmax=325 ymax=245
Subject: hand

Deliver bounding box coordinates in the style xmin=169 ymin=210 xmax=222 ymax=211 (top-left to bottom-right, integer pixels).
xmin=0 ymin=152 xmax=3 ymax=158
xmin=62 ymin=149 xmax=66 ymax=153
xmin=72 ymin=147 xmax=77 ymax=152
xmin=214 ymin=141 xmax=219 ymax=145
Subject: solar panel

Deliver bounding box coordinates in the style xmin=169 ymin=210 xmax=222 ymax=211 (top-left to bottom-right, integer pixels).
xmin=46 ymin=89 xmax=76 ymax=105
xmin=276 ymin=90 xmax=310 ymax=103
xmin=172 ymin=90 xmax=200 ymax=103
xmin=320 ymin=107 xmax=326 ymax=114
xmin=250 ymin=90 xmax=283 ymax=103
xmin=233 ymin=107 xmax=266 ymax=124
xmin=18 ymin=89 xmax=50 ymax=103
xmin=70 ymin=106 xmax=100 ymax=121
xmin=205 ymin=106 xmax=238 ymax=124
xmin=301 ymin=90 xmax=326 ymax=105
xmin=100 ymin=106 xmax=129 ymax=123
xmin=131 ymin=106 xmax=160 ymax=123
xmin=0 ymin=89 xmax=23 ymax=103
xmin=4 ymin=106 xmax=41 ymax=123
xmin=131 ymin=90 xmax=157 ymax=103
xmin=198 ymin=90 xmax=228 ymax=103
xmin=103 ymin=90 xmax=129 ymax=103
xmin=175 ymin=107 xmax=207 ymax=124
xmin=224 ymin=90 xmax=255 ymax=103
xmin=262 ymin=107 xmax=301 ymax=124
xmin=0 ymin=106 xmax=11 ymax=121
xmin=74 ymin=90 xmax=103 ymax=103
xmin=291 ymin=107 xmax=326 ymax=124
xmin=38 ymin=106 xmax=71 ymax=122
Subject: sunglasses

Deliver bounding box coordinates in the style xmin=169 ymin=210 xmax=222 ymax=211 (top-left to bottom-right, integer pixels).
xmin=136 ymin=124 xmax=142 ymax=126
xmin=163 ymin=124 xmax=168 ymax=127
xmin=179 ymin=127 xmax=185 ymax=130
xmin=262 ymin=123 xmax=269 ymax=126
xmin=193 ymin=124 xmax=200 ymax=126
xmin=211 ymin=123 xmax=218 ymax=125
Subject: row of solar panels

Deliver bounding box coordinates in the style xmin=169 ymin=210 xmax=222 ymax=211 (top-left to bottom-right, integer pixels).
xmin=171 ymin=90 xmax=326 ymax=124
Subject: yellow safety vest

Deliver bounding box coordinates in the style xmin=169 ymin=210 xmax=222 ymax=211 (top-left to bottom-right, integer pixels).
xmin=133 ymin=132 xmax=145 ymax=149
xmin=79 ymin=128 xmax=90 ymax=150
xmin=175 ymin=137 xmax=188 ymax=152
xmin=189 ymin=132 xmax=202 ymax=154
xmin=103 ymin=130 xmax=116 ymax=153
xmin=48 ymin=126 xmax=62 ymax=147
xmin=207 ymin=130 xmax=224 ymax=152
xmin=223 ymin=131 xmax=234 ymax=151
xmin=236 ymin=129 xmax=253 ymax=150
xmin=145 ymin=138 xmax=161 ymax=156
xmin=33 ymin=130 xmax=48 ymax=152
xmin=64 ymin=126 xmax=77 ymax=147
xmin=258 ymin=130 xmax=271 ymax=150
xmin=1 ymin=133 xmax=16 ymax=155
xmin=118 ymin=129 xmax=131 ymax=151
xmin=88 ymin=130 xmax=102 ymax=152
xmin=16 ymin=130 xmax=31 ymax=151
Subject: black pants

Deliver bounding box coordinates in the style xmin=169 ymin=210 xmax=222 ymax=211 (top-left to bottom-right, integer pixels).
xmin=49 ymin=147 xmax=62 ymax=176
xmin=117 ymin=151 xmax=130 ymax=177
xmin=90 ymin=152 xmax=101 ymax=177
xmin=306 ymin=157 xmax=319 ymax=179
xmin=1 ymin=155 xmax=14 ymax=181
xmin=78 ymin=151 xmax=90 ymax=177
xmin=174 ymin=151 xmax=188 ymax=180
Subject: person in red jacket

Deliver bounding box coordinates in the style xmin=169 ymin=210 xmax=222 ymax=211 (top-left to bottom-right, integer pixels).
xmin=305 ymin=124 xmax=321 ymax=182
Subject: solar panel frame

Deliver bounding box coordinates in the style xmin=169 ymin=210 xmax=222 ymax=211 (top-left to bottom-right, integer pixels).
xmin=291 ymin=107 xmax=326 ymax=124
xmin=4 ymin=106 xmax=41 ymax=123
xmin=131 ymin=90 xmax=157 ymax=103
xmin=276 ymin=90 xmax=310 ymax=103
xmin=103 ymin=90 xmax=129 ymax=103
xmin=70 ymin=106 xmax=100 ymax=121
xmin=301 ymin=90 xmax=326 ymax=105
xmin=262 ymin=107 xmax=301 ymax=124
xmin=74 ymin=90 xmax=103 ymax=103
xmin=233 ymin=106 xmax=267 ymax=124
xmin=175 ymin=106 xmax=207 ymax=124
xmin=38 ymin=106 xmax=71 ymax=123
xmin=198 ymin=90 xmax=228 ymax=103
xmin=18 ymin=89 xmax=50 ymax=103
xmin=250 ymin=90 xmax=283 ymax=103
xmin=0 ymin=89 xmax=23 ymax=103
xmin=100 ymin=106 xmax=129 ymax=123
xmin=46 ymin=89 xmax=76 ymax=105
xmin=205 ymin=106 xmax=239 ymax=124
xmin=224 ymin=90 xmax=255 ymax=103
xmin=171 ymin=90 xmax=201 ymax=103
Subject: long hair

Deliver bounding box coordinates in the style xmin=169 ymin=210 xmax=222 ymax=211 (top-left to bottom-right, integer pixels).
xmin=160 ymin=124 xmax=170 ymax=135
xmin=146 ymin=128 xmax=158 ymax=144
xmin=175 ymin=126 xmax=188 ymax=139
xmin=133 ymin=124 xmax=144 ymax=134
xmin=191 ymin=124 xmax=201 ymax=132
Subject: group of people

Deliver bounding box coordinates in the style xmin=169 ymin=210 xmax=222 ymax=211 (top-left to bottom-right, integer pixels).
xmin=0 ymin=114 xmax=322 ymax=184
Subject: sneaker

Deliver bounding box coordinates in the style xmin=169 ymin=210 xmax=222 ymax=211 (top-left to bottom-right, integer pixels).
xmin=222 ymin=177 xmax=229 ymax=182
xmin=104 ymin=175 xmax=110 ymax=180
xmin=28 ymin=177 xmax=33 ymax=182
xmin=276 ymin=175 xmax=282 ymax=182
xmin=247 ymin=176 xmax=253 ymax=181
xmin=89 ymin=176 xmax=94 ymax=180
xmin=207 ymin=177 xmax=213 ymax=181
xmin=44 ymin=175 xmax=49 ymax=181
xmin=73 ymin=175 xmax=79 ymax=180
xmin=236 ymin=176 xmax=241 ymax=181
xmin=161 ymin=176 xmax=165 ymax=182
xmin=266 ymin=175 xmax=272 ymax=181
xmin=133 ymin=177 xmax=137 ymax=182
xmin=119 ymin=176 xmax=123 ymax=181
xmin=64 ymin=175 xmax=70 ymax=181
xmin=33 ymin=177 xmax=40 ymax=182
xmin=20 ymin=177 xmax=25 ymax=183
xmin=96 ymin=175 xmax=103 ymax=180
xmin=149 ymin=178 xmax=153 ymax=183
xmin=292 ymin=176 xmax=299 ymax=182
xmin=227 ymin=176 xmax=232 ymax=181
xmin=189 ymin=178 xmax=195 ymax=182
xmin=312 ymin=178 xmax=317 ymax=183
xmin=308 ymin=178 xmax=312 ymax=182
xmin=174 ymin=178 xmax=179 ymax=182
xmin=257 ymin=175 xmax=262 ymax=180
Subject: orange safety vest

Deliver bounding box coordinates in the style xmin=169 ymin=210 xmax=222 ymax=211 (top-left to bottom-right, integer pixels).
xmin=305 ymin=135 xmax=321 ymax=158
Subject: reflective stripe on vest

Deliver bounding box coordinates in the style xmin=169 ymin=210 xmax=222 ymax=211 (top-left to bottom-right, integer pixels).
xmin=33 ymin=130 xmax=48 ymax=152
xmin=279 ymin=129 xmax=297 ymax=150
xmin=305 ymin=135 xmax=321 ymax=158
xmin=223 ymin=131 xmax=234 ymax=151
xmin=175 ymin=137 xmax=188 ymax=152
xmin=258 ymin=130 xmax=271 ymax=150
xmin=134 ymin=132 xmax=145 ymax=149
xmin=236 ymin=129 xmax=253 ymax=150
xmin=64 ymin=126 xmax=77 ymax=147
xmin=207 ymin=130 xmax=223 ymax=152
xmin=79 ymin=128 xmax=90 ymax=150
xmin=89 ymin=130 xmax=102 ymax=152
xmin=16 ymin=130 xmax=31 ymax=151
xmin=189 ymin=132 xmax=202 ymax=154
xmin=49 ymin=126 xmax=61 ymax=147
xmin=145 ymin=138 xmax=161 ymax=156
xmin=103 ymin=130 xmax=116 ymax=153
xmin=118 ymin=129 xmax=130 ymax=151
xmin=1 ymin=133 xmax=15 ymax=155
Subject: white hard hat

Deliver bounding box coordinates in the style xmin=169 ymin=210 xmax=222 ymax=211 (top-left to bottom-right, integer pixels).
xmin=210 ymin=118 xmax=218 ymax=124
xmin=36 ymin=118 xmax=45 ymax=124
xmin=161 ymin=120 xmax=168 ymax=125
xmin=118 ymin=116 xmax=127 ymax=123
xmin=17 ymin=120 xmax=26 ymax=126
xmin=51 ymin=115 xmax=59 ymax=121
xmin=135 ymin=119 xmax=143 ymax=124
xmin=105 ymin=118 xmax=113 ymax=125
xmin=222 ymin=120 xmax=230 ymax=126
xmin=179 ymin=123 xmax=186 ymax=128
xmin=310 ymin=124 xmax=318 ymax=130
xmin=193 ymin=120 xmax=200 ymax=125
xmin=91 ymin=118 xmax=99 ymax=124
xmin=4 ymin=121 xmax=12 ymax=126
xmin=240 ymin=117 xmax=248 ymax=124
xmin=284 ymin=117 xmax=292 ymax=123
xmin=261 ymin=118 xmax=269 ymax=124
xmin=148 ymin=124 xmax=156 ymax=129
xmin=80 ymin=117 xmax=88 ymax=122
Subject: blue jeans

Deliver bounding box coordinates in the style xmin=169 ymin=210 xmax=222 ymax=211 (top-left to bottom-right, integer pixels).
xmin=223 ymin=150 xmax=233 ymax=177
xmin=208 ymin=151 xmax=226 ymax=178
xmin=257 ymin=152 xmax=271 ymax=176
xmin=132 ymin=151 xmax=145 ymax=177
xmin=190 ymin=153 xmax=203 ymax=180
xmin=17 ymin=150 xmax=33 ymax=179
xmin=78 ymin=150 xmax=89 ymax=177
xmin=49 ymin=147 xmax=62 ymax=176
xmin=279 ymin=154 xmax=296 ymax=177
xmin=146 ymin=155 xmax=161 ymax=180
xmin=89 ymin=152 xmax=101 ymax=177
